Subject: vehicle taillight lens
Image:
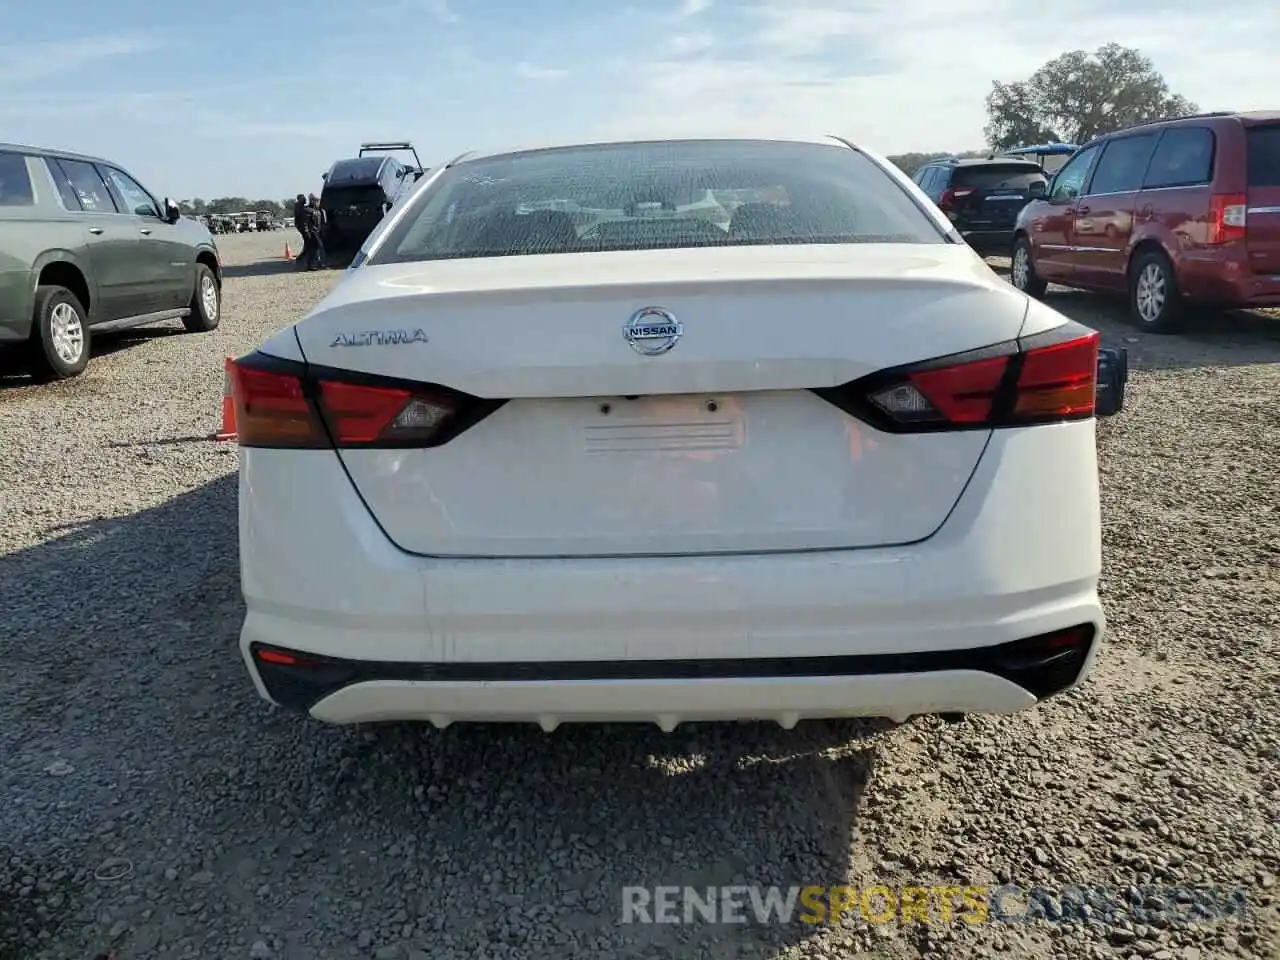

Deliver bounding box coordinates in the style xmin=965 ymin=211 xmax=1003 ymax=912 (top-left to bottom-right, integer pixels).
xmin=1208 ymin=194 xmax=1247 ymax=244
xmin=816 ymin=323 xmax=1100 ymax=432
xmin=938 ymin=187 xmax=975 ymax=212
xmin=230 ymin=361 xmax=328 ymax=448
xmin=230 ymin=352 xmax=503 ymax=449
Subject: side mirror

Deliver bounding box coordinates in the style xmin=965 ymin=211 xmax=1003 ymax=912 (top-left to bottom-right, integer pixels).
xmin=1028 ymin=181 xmax=1047 ymax=199
xmin=1095 ymin=346 xmax=1128 ymax=417
xmin=163 ymin=198 xmax=182 ymax=223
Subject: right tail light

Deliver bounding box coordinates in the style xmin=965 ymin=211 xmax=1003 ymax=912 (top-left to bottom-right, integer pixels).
xmin=813 ymin=322 xmax=1100 ymax=433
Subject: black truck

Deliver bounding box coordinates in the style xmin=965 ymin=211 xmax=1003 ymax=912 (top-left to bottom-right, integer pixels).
xmin=319 ymin=141 xmax=426 ymax=262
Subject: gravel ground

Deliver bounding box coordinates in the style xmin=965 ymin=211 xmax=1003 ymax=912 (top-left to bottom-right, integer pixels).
xmin=1 ymin=232 xmax=1278 ymax=960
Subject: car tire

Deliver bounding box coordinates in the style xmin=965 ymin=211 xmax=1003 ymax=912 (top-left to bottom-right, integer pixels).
xmin=27 ymin=285 xmax=91 ymax=381
xmin=1129 ymin=249 xmax=1186 ymax=334
xmin=184 ymin=264 xmax=221 ymax=333
xmin=1010 ymin=237 xmax=1047 ymax=299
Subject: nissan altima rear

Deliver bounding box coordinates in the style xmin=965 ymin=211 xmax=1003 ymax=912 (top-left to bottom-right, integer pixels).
xmin=232 ymin=137 xmax=1110 ymax=729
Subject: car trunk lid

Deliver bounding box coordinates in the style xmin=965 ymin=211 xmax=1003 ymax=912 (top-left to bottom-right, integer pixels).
xmin=293 ymin=245 xmax=1031 ymax=558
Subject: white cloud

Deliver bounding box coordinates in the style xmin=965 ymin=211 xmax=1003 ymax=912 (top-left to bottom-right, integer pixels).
xmin=424 ymin=0 xmax=459 ymax=23
xmin=598 ymin=0 xmax=1280 ymax=154
xmin=516 ymin=62 xmax=569 ymax=80
xmin=0 ymin=34 xmax=159 ymax=85
xmin=672 ymin=0 xmax=712 ymax=20
xmin=667 ymin=33 xmax=715 ymax=57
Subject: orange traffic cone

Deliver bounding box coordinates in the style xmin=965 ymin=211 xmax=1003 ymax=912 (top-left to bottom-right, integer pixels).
xmin=284 ymin=242 xmax=293 ymax=260
xmin=215 ymin=356 xmax=237 ymax=441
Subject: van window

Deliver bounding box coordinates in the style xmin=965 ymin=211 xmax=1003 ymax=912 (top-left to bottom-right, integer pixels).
xmin=1246 ymin=124 xmax=1280 ymax=188
xmin=1050 ymin=143 xmax=1101 ymax=202
xmin=0 ymin=151 xmax=35 ymax=207
xmin=1143 ymin=128 xmax=1214 ymax=189
xmin=1087 ymin=134 xmax=1158 ymax=194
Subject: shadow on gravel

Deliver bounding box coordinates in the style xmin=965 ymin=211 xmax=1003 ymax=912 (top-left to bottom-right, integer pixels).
xmin=0 ymin=328 xmax=187 ymax=391
xmin=0 ymin=474 xmax=880 ymax=960
xmin=984 ymin=257 xmax=1280 ymax=370
xmin=222 ymin=259 xmax=312 ymax=279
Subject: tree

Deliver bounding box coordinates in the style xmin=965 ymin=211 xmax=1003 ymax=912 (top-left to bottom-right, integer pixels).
xmin=984 ymin=43 xmax=1199 ymax=150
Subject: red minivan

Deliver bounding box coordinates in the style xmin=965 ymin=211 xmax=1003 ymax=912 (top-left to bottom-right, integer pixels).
xmin=1010 ymin=111 xmax=1280 ymax=332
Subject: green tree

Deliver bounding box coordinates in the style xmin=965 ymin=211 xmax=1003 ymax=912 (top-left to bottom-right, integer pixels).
xmin=207 ymin=197 xmax=251 ymax=215
xmin=984 ymin=43 xmax=1199 ymax=150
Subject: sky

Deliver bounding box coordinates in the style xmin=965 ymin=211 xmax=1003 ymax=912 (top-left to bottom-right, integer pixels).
xmin=1 ymin=0 xmax=1276 ymax=200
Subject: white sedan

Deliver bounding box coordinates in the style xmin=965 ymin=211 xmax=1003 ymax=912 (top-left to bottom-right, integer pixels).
xmin=230 ymin=135 xmax=1126 ymax=730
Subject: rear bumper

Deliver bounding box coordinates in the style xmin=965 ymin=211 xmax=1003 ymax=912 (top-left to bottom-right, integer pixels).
xmin=1177 ymin=252 xmax=1280 ymax=307
xmin=238 ymin=421 xmax=1106 ymax=727
xmin=249 ymin=625 xmax=1096 ymax=726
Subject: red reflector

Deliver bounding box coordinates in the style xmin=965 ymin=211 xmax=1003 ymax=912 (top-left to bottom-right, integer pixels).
xmin=256 ymin=649 xmax=310 ymax=666
xmin=230 ymin=362 xmax=328 ymax=448
xmin=1017 ymin=625 xmax=1094 ymax=655
xmin=907 ymin=355 xmax=1009 ymax=423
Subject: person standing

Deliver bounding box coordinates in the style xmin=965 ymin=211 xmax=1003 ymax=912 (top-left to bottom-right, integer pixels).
xmin=293 ymin=194 xmax=309 ymax=269
xmin=305 ymin=194 xmax=326 ymax=270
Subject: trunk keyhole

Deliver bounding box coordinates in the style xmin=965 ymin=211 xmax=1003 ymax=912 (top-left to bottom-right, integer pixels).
xmin=599 ymin=403 xmax=612 ymax=415
xmin=706 ymin=400 xmax=719 ymax=413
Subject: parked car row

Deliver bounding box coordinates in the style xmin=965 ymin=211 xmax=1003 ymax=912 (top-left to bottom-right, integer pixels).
xmin=0 ymin=142 xmax=221 ymax=379
xmin=205 ymin=212 xmax=284 ymax=235
xmin=918 ymin=111 xmax=1280 ymax=332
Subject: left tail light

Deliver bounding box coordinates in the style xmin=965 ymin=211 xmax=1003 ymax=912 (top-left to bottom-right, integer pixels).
xmin=813 ymin=322 xmax=1100 ymax=433
xmin=937 ymin=187 xmax=975 ymax=212
xmin=229 ymin=352 xmax=506 ymax=449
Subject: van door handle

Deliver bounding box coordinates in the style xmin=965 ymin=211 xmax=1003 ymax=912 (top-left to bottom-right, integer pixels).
xmin=88 ymin=227 xmax=104 ymax=235
xmin=1076 ymin=205 xmax=1090 ymax=215
xmin=139 ymin=228 xmax=152 ymax=235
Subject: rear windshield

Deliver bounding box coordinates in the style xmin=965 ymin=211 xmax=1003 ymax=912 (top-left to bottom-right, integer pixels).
xmin=950 ymin=165 xmax=1047 ymax=191
xmin=1246 ymin=124 xmax=1280 ymax=188
xmin=327 ymin=158 xmax=385 ymax=184
xmin=368 ymin=140 xmax=945 ymax=264
xmin=321 ymin=185 xmax=388 ymax=209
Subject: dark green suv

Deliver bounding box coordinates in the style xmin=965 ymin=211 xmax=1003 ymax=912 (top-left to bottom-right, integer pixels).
xmin=0 ymin=142 xmax=222 ymax=380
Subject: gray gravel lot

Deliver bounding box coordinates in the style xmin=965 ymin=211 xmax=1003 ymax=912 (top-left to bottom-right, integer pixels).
xmin=2 ymin=231 xmax=1278 ymax=960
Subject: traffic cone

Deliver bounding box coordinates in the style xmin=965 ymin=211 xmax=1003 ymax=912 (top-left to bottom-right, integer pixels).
xmin=284 ymin=242 xmax=293 ymax=260
xmin=215 ymin=356 xmax=237 ymax=441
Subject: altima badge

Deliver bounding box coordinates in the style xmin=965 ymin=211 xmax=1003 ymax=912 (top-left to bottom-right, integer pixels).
xmin=330 ymin=329 xmax=429 ymax=347
xmin=624 ymin=307 xmax=682 ymax=356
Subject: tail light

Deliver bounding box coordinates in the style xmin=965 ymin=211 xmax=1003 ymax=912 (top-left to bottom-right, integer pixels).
xmin=1208 ymin=194 xmax=1247 ymax=244
xmin=229 ymin=352 xmax=506 ymax=449
xmin=938 ymin=187 xmax=975 ymax=212
xmin=813 ymin=322 xmax=1099 ymax=433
